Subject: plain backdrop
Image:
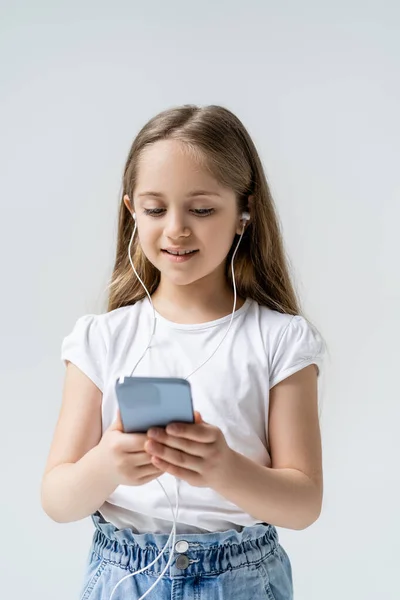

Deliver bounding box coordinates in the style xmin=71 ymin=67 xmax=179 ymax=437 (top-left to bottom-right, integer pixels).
xmin=1 ymin=1 xmax=399 ymax=599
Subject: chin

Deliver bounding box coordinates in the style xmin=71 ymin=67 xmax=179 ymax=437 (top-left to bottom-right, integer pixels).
xmin=163 ymin=272 xmax=203 ymax=287
xmin=158 ymin=263 xmax=213 ymax=287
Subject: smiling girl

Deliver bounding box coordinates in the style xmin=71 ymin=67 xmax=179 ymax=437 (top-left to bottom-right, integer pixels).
xmin=41 ymin=104 xmax=326 ymax=600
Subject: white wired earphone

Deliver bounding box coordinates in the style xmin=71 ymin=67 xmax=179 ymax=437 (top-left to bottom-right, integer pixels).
xmin=109 ymin=206 xmax=250 ymax=600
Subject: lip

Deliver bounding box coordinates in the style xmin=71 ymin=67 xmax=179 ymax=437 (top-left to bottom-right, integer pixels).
xmin=163 ymin=247 xmax=198 ymax=254
xmin=161 ymin=248 xmax=199 ymax=263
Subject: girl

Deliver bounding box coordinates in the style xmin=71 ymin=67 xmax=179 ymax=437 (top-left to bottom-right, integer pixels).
xmin=41 ymin=104 xmax=326 ymax=600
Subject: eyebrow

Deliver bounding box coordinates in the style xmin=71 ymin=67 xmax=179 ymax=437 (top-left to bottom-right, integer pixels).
xmin=137 ymin=190 xmax=221 ymax=198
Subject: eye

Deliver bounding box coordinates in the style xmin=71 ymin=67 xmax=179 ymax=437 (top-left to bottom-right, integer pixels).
xmin=143 ymin=208 xmax=214 ymax=218
xmin=143 ymin=208 xmax=165 ymax=217
xmin=191 ymin=208 xmax=215 ymax=217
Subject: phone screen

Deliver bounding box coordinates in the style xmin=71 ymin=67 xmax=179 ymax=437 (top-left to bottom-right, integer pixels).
xmin=115 ymin=376 xmax=195 ymax=433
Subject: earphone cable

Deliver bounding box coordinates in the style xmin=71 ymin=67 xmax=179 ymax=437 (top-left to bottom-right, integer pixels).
xmin=110 ymin=214 xmax=247 ymax=600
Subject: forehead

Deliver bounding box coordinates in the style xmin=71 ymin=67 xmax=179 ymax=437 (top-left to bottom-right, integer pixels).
xmin=136 ymin=139 xmax=222 ymax=193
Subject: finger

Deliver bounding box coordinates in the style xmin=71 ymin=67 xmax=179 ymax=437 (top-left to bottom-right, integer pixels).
xmin=145 ymin=441 xmax=203 ymax=473
xmin=150 ymin=456 xmax=202 ymax=485
xmin=130 ymin=450 xmax=158 ymax=467
xmin=137 ymin=472 xmax=163 ymax=485
xmin=165 ymin=421 xmax=215 ymax=443
xmin=119 ymin=433 xmax=148 ymax=452
xmin=194 ymin=411 xmax=203 ymax=424
xmin=109 ymin=409 xmax=124 ymax=432
xmin=135 ymin=462 xmax=163 ymax=480
xmin=146 ymin=431 xmax=211 ymax=458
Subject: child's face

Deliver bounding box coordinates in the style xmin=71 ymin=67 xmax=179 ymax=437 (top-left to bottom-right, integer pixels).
xmin=128 ymin=139 xmax=243 ymax=288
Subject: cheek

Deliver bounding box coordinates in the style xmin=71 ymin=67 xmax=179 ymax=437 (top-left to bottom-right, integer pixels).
xmin=204 ymin=221 xmax=236 ymax=256
xmin=138 ymin=225 xmax=160 ymax=253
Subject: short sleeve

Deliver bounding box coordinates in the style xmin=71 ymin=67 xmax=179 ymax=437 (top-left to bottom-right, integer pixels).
xmin=269 ymin=315 xmax=325 ymax=389
xmin=61 ymin=314 xmax=107 ymax=392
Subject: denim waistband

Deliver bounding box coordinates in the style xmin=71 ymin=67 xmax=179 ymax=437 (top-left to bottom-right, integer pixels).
xmin=90 ymin=511 xmax=279 ymax=578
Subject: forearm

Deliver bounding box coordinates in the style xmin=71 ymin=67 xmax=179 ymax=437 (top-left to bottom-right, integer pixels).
xmin=41 ymin=445 xmax=118 ymax=523
xmin=214 ymin=450 xmax=322 ymax=530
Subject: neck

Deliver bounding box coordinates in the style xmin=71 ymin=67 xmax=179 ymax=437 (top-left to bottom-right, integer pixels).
xmin=151 ymin=271 xmax=245 ymax=324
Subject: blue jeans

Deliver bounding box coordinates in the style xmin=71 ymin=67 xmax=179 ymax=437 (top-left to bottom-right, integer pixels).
xmin=79 ymin=511 xmax=293 ymax=599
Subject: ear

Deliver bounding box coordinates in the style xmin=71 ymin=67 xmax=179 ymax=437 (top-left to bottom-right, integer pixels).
xmin=235 ymin=195 xmax=254 ymax=235
xmin=123 ymin=194 xmax=133 ymax=214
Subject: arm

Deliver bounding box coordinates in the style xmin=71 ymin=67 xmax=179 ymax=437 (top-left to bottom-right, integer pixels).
xmin=213 ymin=364 xmax=323 ymax=530
xmin=41 ymin=445 xmax=118 ymax=523
xmin=41 ymin=362 xmax=117 ymax=523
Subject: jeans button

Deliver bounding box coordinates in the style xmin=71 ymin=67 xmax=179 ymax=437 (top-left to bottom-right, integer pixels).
xmin=176 ymin=554 xmax=190 ymax=570
xmin=175 ymin=540 xmax=189 ymax=553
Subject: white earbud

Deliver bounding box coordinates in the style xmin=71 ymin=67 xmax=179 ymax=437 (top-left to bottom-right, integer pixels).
xmin=132 ymin=212 xmax=136 ymax=221
xmin=241 ymin=211 xmax=250 ymax=224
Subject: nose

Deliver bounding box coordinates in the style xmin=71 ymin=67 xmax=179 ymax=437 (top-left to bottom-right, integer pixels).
xmin=164 ymin=211 xmax=190 ymax=239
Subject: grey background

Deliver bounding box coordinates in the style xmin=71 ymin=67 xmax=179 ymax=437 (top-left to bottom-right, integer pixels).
xmin=1 ymin=1 xmax=399 ymax=598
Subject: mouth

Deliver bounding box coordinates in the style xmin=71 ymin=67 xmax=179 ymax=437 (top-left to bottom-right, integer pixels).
xmin=161 ymin=249 xmax=199 ymax=256
xmin=161 ymin=248 xmax=199 ymax=263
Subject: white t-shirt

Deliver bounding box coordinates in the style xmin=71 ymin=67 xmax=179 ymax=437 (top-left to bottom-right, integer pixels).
xmin=61 ymin=297 xmax=325 ymax=533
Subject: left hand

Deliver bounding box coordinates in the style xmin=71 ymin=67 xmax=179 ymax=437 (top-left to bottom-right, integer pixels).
xmin=144 ymin=412 xmax=234 ymax=488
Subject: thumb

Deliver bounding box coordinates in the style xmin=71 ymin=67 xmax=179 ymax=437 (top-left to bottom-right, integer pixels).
xmin=109 ymin=408 xmax=125 ymax=432
xmin=194 ymin=411 xmax=203 ymax=424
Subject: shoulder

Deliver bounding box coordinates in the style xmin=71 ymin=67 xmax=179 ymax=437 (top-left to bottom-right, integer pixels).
xmin=61 ymin=301 xmax=145 ymax=352
xmin=60 ymin=302 xmax=146 ymax=391
xmin=98 ymin=303 xmax=137 ymax=333
xmin=249 ymin=301 xmax=321 ymax=346
xmin=247 ymin=300 xmax=326 ymax=388
xmin=246 ymin=299 xmax=296 ymax=340
xmin=88 ymin=299 xmax=146 ymax=336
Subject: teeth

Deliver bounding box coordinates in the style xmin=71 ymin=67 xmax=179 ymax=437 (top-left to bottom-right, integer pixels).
xmin=168 ymin=250 xmax=195 ymax=255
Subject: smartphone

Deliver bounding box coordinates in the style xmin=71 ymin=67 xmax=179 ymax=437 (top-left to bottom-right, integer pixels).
xmin=115 ymin=376 xmax=195 ymax=433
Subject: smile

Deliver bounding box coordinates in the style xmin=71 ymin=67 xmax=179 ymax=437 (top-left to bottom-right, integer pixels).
xmin=163 ymin=249 xmax=198 ymax=256
xmin=161 ymin=249 xmax=199 ymax=263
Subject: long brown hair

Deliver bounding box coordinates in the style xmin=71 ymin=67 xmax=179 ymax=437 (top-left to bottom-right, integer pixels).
xmin=106 ymin=105 xmax=309 ymax=321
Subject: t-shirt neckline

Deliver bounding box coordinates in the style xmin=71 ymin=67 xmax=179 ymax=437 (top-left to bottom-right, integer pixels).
xmin=144 ymin=297 xmax=252 ymax=331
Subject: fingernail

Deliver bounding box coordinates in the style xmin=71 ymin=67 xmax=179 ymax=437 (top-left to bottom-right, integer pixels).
xmin=166 ymin=424 xmax=178 ymax=434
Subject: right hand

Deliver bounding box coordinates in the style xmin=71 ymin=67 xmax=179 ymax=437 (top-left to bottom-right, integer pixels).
xmin=97 ymin=409 xmax=163 ymax=487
